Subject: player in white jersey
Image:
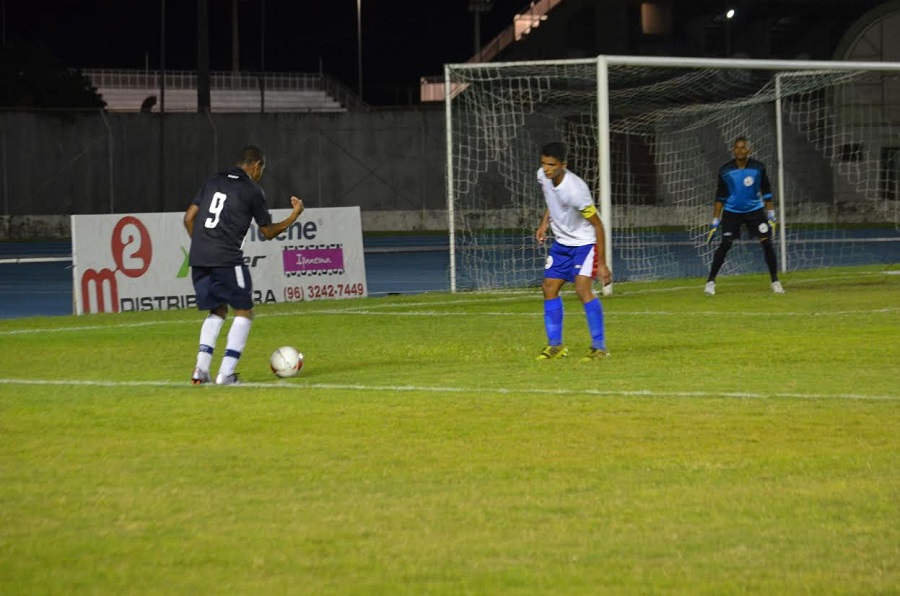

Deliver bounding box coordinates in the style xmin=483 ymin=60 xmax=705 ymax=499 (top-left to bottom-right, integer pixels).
xmin=534 ymin=142 xmax=611 ymax=361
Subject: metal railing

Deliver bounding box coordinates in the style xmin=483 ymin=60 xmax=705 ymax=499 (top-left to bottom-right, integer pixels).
xmin=420 ymin=0 xmax=565 ymax=102
xmin=84 ymin=69 xmax=321 ymax=91
xmin=469 ymin=0 xmax=562 ymax=64
xmin=82 ymin=69 xmax=369 ymax=111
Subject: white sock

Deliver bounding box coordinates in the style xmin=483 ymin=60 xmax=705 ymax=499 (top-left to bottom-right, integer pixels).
xmin=218 ymin=316 xmax=252 ymax=377
xmin=195 ymin=314 xmax=224 ymax=372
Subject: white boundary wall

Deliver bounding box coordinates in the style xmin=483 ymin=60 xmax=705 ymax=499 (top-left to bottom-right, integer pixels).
xmin=72 ymin=207 xmax=366 ymax=315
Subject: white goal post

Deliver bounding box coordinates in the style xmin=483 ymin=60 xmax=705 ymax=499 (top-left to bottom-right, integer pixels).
xmin=445 ymin=55 xmax=900 ymax=293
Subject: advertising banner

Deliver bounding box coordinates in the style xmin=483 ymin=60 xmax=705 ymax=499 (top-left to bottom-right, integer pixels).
xmin=72 ymin=208 xmax=366 ymax=315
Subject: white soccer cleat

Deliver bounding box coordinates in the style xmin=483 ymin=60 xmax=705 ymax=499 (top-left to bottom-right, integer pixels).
xmin=771 ymin=281 xmax=785 ymax=294
xmin=215 ymin=373 xmax=241 ymax=386
xmin=704 ymin=281 xmax=716 ymax=296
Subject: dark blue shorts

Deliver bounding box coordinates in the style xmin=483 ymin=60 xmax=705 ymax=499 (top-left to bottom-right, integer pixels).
xmin=722 ymin=208 xmax=772 ymax=240
xmin=191 ymin=265 xmax=254 ymax=311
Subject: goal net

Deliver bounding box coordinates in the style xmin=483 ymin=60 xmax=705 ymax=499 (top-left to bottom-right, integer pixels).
xmin=445 ymin=56 xmax=900 ymax=291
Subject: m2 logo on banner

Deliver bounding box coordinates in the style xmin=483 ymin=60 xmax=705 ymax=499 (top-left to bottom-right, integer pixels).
xmin=72 ymin=207 xmax=366 ymax=315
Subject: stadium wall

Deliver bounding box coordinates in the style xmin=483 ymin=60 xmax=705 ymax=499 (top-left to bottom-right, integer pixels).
xmin=0 ymin=109 xmax=893 ymax=240
xmin=3 ymin=202 xmax=894 ymax=241
xmin=0 ymin=109 xmax=448 ymax=218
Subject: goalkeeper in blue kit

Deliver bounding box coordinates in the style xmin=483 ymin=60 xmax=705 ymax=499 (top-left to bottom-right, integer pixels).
xmin=534 ymin=142 xmax=612 ymax=361
xmin=705 ymin=137 xmax=784 ymax=295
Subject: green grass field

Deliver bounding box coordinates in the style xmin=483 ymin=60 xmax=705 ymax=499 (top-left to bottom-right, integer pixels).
xmin=2 ymin=265 xmax=898 ymax=594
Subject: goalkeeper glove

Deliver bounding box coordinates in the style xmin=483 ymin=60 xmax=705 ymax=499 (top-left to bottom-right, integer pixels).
xmin=705 ymin=218 xmax=720 ymax=244
xmin=766 ymin=210 xmax=776 ymax=226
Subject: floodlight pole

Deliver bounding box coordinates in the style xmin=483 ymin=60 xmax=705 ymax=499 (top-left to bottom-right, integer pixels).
xmin=159 ymin=0 xmax=167 ymax=212
xmin=232 ymin=0 xmax=240 ymax=72
xmin=356 ymin=0 xmax=363 ymax=101
xmin=469 ymin=0 xmax=493 ymax=61
xmin=725 ymin=9 xmax=735 ymax=56
xmin=260 ymin=0 xmax=266 ymax=113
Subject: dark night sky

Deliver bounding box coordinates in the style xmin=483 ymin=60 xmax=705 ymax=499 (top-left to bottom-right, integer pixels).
xmin=4 ymin=0 xmax=530 ymax=104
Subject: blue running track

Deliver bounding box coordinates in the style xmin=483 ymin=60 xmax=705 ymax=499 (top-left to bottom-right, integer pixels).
xmin=1 ymin=230 xmax=897 ymax=319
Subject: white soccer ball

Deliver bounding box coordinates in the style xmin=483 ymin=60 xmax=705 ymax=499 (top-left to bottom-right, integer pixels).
xmin=270 ymin=346 xmax=303 ymax=378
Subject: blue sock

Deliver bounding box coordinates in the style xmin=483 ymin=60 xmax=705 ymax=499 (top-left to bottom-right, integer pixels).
xmin=543 ymin=297 xmax=564 ymax=345
xmin=583 ymin=298 xmax=606 ymax=350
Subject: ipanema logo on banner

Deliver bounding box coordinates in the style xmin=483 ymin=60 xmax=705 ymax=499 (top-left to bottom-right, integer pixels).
xmin=282 ymin=247 xmax=345 ymax=274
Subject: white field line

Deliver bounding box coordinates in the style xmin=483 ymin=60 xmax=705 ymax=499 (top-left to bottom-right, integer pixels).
xmin=375 ymin=269 xmax=897 ymax=298
xmin=612 ymin=269 xmax=898 ymax=295
xmin=0 ymin=378 xmax=896 ymax=401
xmin=1 ymin=269 xmax=896 ymax=336
xmin=278 ymin=308 xmax=899 ymax=317
xmin=0 ymin=306 xmax=897 ymax=336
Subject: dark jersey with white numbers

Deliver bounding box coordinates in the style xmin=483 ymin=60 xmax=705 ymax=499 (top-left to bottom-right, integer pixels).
xmin=189 ymin=167 xmax=272 ymax=267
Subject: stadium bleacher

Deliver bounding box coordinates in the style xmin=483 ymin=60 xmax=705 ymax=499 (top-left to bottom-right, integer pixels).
xmin=85 ymin=69 xmax=354 ymax=113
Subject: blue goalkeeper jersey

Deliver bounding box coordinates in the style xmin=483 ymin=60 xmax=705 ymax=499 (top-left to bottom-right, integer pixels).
xmin=715 ymin=158 xmax=772 ymax=214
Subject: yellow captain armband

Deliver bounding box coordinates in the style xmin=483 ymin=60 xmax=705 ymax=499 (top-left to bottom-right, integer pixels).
xmin=580 ymin=204 xmax=598 ymax=219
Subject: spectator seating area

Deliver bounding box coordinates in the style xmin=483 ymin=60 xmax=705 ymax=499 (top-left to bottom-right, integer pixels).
xmin=85 ymin=69 xmax=351 ymax=113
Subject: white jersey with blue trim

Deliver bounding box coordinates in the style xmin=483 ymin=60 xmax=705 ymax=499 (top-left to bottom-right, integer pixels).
xmin=537 ymin=167 xmax=596 ymax=246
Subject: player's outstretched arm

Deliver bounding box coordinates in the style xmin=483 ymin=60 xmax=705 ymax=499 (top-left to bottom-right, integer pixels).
xmin=259 ymin=197 xmax=304 ymax=240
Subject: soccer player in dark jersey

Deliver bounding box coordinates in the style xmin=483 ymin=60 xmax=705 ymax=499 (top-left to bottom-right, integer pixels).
xmin=705 ymin=137 xmax=784 ymax=295
xmin=184 ymin=145 xmax=304 ymax=385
